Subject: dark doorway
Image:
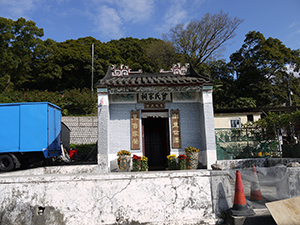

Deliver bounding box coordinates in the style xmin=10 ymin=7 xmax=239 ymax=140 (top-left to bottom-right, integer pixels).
xmin=143 ymin=117 xmax=170 ymax=170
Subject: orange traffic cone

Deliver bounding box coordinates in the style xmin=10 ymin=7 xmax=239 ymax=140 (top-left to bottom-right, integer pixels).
xmin=250 ymin=165 xmax=263 ymax=201
xmin=229 ymin=170 xmax=255 ymax=216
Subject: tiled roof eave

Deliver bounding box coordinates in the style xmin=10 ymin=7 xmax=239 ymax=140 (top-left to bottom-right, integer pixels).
xmin=96 ymin=75 xmax=213 ymax=88
xmin=104 ymin=82 xmax=205 ymax=88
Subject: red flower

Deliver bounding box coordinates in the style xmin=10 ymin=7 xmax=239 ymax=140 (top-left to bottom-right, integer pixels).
xmin=178 ymin=155 xmax=187 ymax=160
xmin=132 ymin=154 xmax=141 ymax=161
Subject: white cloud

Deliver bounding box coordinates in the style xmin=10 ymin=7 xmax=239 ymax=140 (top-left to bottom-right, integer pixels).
xmin=93 ymin=5 xmax=124 ymax=40
xmin=165 ymin=3 xmax=188 ymax=26
xmin=289 ymin=22 xmax=297 ymax=29
xmin=87 ymin=0 xmax=155 ymax=40
xmin=55 ymin=0 xmax=70 ymax=4
xmin=0 ymin=0 xmax=38 ymax=19
xmin=155 ymin=1 xmax=188 ymax=35
xmin=118 ymin=0 xmax=155 ymax=23
xmin=85 ymin=0 xmax=209 ymax=40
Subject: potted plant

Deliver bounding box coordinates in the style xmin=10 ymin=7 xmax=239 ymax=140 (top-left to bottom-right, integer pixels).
xmin=132 ymin=154 xmax=142 ymax=171
xmin=117 ymin=150 xmax=131 ymax=172
xmin=141 ymin=156 xmax=149 ymax=171
xmin=167 ymin=154 xmax=177 ymax=170
xmin=178 ymin=154 xmax=187 ymax=170
xmin=185 ymin=147 xmax=199 ymax=170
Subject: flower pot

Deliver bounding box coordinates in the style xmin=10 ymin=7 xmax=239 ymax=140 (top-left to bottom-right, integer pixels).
xmin=118 ymin=155 xmax=131 ymax=172
xmin=178 ymin=158 xmax=187 ymax=170
xmin=140 ymin=156 xmax=149 ymax=171
xmin=168 ymin=158 xmax=177 ymax=170
xmin=141 ymin=160 xmax=148 ymax=171
xmin=132 ymin=159 xmax=142 ymax=171
xmin=186 ymin=152 xmax=198 ymax=170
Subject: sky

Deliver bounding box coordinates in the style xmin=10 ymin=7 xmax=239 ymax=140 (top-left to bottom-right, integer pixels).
xmin=1 ymin=0 xmax=300 ymax=62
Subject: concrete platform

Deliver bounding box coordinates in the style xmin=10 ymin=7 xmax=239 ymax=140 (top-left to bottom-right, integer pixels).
xmin=225 ymin=208 xmax=276 ymax=225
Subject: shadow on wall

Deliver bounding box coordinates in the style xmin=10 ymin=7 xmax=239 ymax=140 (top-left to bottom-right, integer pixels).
xmin=215 ymin=182 xmax=230 ymax=217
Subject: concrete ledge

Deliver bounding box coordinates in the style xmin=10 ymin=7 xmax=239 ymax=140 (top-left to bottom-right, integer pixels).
xmin=0 ymin=167 xmax=217 ymax=225
xmin=0 ymin=165 xmax=100 ymax=177
xmin=217 ymin=158 xmax=300 ymax=169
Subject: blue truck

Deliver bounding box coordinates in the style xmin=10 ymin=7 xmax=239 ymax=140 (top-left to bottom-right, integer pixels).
xmin=0 ymin=102 xmax=67 ymax=172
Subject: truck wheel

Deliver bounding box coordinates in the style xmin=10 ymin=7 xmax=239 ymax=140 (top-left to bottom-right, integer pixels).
xmin=0 ymin=154 xmax=15 ymax=172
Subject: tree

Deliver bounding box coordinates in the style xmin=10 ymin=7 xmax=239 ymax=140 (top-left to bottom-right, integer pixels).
xmin=233 ymin=97 xmax=256 ymax=108
xmin=229 ymin=31 xmax=300 ymax=107
xmin=248 ymin=111 xmax=300 ymax=145
xmin=36 ymin=37 xmax=105 ymax=91
xmin=200 ymin=59 xmax=235 ymax=108
xmin=163 ymin=11 xmax=243 ymax=67
xmin=144 ymin=39 xmax=181 ymax=72
xmin=0 ymin=17 xmax=44 ymax=90
xmin=106 ymin=37 xmax=170 ymax=73
xmin=25 ymin=38 xmax=62 ymax=90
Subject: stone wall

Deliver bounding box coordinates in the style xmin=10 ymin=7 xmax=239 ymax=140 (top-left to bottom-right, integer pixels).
xmin=61 ymin=116 xmax=98 ymax=145
xmin=0 ymin=167 xmax=218 ymax=225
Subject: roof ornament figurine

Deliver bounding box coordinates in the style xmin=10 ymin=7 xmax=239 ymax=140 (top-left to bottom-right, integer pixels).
xmin=111 ymin=64 xmax=143 ymax=77
xmin=159 ymin=63 xmax=190 ymax=75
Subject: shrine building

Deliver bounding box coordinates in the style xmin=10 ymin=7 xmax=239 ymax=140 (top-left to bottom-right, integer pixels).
xmin=95 ymin=63 xmax=216 ymax=172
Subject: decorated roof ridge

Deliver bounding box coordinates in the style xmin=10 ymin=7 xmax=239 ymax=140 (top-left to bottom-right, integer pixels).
xmin=159 ymin=63 xmax=189 ymax=75
xmin=111 ymin=64 xmax=143 ymax=77
xmin=102 ymin=63 xmax=208 ymax=78
xmin=96 ymin=63 xmax=213 ymax=88
xmin=103 ymin=63 xmax=190 ymax=78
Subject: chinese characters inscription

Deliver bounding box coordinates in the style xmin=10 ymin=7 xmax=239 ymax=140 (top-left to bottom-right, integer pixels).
xmin=131 ymin=111 xmax=140 ymax=150
xmin=171 ymin=110 xmax=181 ymax=148
xmin=138 ymin=92 xmax=171 ymax=102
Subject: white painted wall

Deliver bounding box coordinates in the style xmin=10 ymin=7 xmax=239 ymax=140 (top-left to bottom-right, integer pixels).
xmin=0 ymin=167 xmax=218 ymax=225
xmin=214 ymin=113 xmax=261 ymax=129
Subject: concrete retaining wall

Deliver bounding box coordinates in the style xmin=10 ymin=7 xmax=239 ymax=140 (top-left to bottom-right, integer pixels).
xmin=0 ymin=167 xmax=219 ymax=225
xmin=1 ymin=164 xmax=300 ymax=224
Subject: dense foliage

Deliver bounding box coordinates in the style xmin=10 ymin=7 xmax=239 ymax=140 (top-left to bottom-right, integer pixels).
xmin=211 ymin=31 xmax=300 ymax=108
xmin=0 ymin=17 xmax=171 ymax=92
xmin=1 ymin=16 xmax=300 ymax=113
xmin=245 ymin=111 xmax=300 ymax=145
xmin=229 ymin=31 xmax=300 ymax=107
xmin=0 ymin=89 xmax=97 ymax=116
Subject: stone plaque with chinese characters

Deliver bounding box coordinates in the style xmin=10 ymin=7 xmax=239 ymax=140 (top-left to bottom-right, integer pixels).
xmin=171 ymin=110 xmax=181 ymax=148
xmin=144 ymin=103 xmax=165 ymax=109
xmin=138 ymin=92 xmax=171 ymax=102
xmin=131 ymin=111 xmax=140 ymax=150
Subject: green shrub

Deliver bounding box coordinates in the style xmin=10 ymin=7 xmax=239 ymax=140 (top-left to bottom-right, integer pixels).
xmin=0 ymin=89 xmax=97 ymax=116
xmin=70 ymin=143 xmax=97 ymax=162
